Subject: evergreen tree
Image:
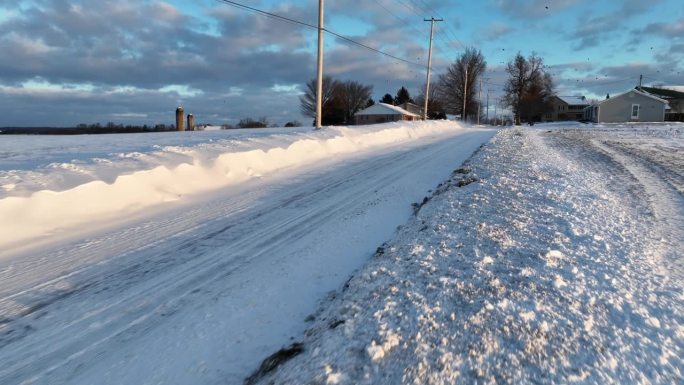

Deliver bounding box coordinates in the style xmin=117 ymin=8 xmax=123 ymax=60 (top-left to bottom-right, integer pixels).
xmin=394 ymin=86 xmax=413 ymax=105
xmin=380 ymin=94 xmax=394 ymax=104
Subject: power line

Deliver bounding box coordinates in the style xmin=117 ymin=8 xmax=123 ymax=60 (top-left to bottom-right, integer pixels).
xmin=395 ymin=0 xmax=423 ymax=17
xmin=383 ymin=0 xmax=465 ymax=62
xmin=406 ymin=0 xmax=466 ymax=50
xmin=373 ymin=0 xmax=463 ymax=60
xmin=213 ymin=0 xmax=424 ymax=68
xmin=214 ymin=0 xmax=316 ymax=30
xmin=326 ymin=30 xmax=423 ymax=67
xmin=372 ymin=0 xmax=433 ymax=36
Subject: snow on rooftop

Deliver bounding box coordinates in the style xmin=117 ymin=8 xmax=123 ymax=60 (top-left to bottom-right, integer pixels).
xmin=558 ymin=95 xmax=589 ymax=106
xmin=355 ymin=103 xmax=420 ymax=117
xmin=662 ymin=85 xmax=684 ymax=93
xmin=597 ymin=88 xmax=669 ymax=106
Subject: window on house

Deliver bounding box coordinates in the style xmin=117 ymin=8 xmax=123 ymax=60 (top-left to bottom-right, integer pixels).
xmin=631 ymin=104 xmax=640 ymax=119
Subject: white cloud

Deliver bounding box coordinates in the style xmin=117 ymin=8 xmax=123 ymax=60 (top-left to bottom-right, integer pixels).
xmin=159 ymin=85 xmax=204 ymax=98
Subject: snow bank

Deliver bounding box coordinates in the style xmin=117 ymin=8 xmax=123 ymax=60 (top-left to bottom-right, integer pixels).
xmin=0 ymin=121 xmax=463 ymax=250
xmin=252 ymin=127 xmax=683 ymax=384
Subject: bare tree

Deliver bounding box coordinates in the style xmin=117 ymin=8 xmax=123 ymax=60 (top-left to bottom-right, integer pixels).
xmin=300 ymin=76 xmax=339 ymax=120
xmin=416 ymin=82 xmax=446 ymax=119
xmin=336 ymin=80 xmax=373 ymax=125
xmin=503 ymin=52 xmax=554 ymax=125
xmin=237 ymin=117 xmax=269 ymax=128
xmin=300 ymin=77 xmax=373 ymax=126
xmin=436 ymin=47 xmax=487 ymax=121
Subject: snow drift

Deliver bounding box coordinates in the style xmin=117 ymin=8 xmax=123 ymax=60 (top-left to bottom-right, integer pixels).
xmin=0 ymin=121 xmax=463 ymax=250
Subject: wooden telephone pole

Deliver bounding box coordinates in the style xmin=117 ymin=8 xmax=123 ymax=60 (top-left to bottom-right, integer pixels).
xmin=423 ymin=17 xmax=442 ymax=120
xmin=315 ymin=0 xmax=325 ymax=129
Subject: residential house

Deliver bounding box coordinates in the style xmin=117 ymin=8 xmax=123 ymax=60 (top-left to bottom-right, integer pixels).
xmin=546 ymin=95 xmax=590 ymax=121
xmin=583 ymin=88 xmax=667 ymax=123
xmin=354 ymin=102 xmax=421 ymax=125
xmin=638 ymin=86 xmax=684 ymax=122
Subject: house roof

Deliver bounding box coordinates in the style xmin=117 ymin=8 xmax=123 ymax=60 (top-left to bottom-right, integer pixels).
xmin=355 ymin=103 xmax=420 ymax=117
xmin=597 ymin=88 xmax=668 ymax=106
xmin=638 ymin=86 xmax=684 ymax=100
xmin=557 ymin=95 xmax=589 ymax=106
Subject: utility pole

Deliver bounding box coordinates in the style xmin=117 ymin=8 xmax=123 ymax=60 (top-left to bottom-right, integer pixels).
xmin=477 ymin=78 xmax=482 ymax=125
xmin=638 ymin=74 xmax=643 ymax=89
xmin=463 ymin=67 xmax=468 ymax=122
xmin=486 ymin=89 xmax=490 ymax=124
xmin=423 ymin=17 xmax=442 ymax=120
xmin=494 ymin=98 xmax=498 ymax=126
xmin=315 ymin=0 xmax=325 ymax=129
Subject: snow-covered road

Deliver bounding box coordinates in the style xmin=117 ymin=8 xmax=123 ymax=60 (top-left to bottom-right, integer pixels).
xmin=0 ymin=124 xmax=495 ymax=384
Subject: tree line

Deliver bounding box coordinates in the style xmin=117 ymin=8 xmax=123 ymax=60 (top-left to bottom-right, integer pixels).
xmin=300 ymin=47 xmax=556 ymax=126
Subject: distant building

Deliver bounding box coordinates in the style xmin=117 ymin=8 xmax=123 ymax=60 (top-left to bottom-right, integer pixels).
xmin=400 ymin=102 xmax=424 ymax=116
xmin=176 ymin=107 xmax=185 ymax=131
xmin=354 ymin=102 xmax=422 ymax=125
xmin=187 ymin=114 xmax=195 ymax=131
xmin=546 ymin=96 xmax=590 ymax=121
xmin=638 ymin=86 xmax=684 ymax=122
xmin=584 ymin=89 xmax=667 ymax=123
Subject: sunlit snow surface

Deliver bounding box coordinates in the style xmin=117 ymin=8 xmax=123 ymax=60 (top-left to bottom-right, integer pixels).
xmin=0 ymin=121 xmax=682 ymax=385
xmin=0 ymin=121 xmax=496 ymax=385
xmin=0 ymin=122 xmax=460 ymax=250
xmin=255 ymin=122 xmax=684 ymax=385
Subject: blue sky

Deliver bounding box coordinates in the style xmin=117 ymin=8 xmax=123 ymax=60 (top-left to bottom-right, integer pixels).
xmin=0 ymin=0 xmax=682 ymax=126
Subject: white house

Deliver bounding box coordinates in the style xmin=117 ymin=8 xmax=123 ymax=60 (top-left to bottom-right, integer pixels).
xmin=354 ymin=103 xmax=421 ymax=125
xmin=584 ymin=89 xmax=668 ymax=123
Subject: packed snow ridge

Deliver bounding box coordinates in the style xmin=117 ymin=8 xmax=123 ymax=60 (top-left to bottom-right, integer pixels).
xmin=251 ymin=124 xmax=683 ymax=384
xmin=0 ymin=121 xmax=458 ymax=250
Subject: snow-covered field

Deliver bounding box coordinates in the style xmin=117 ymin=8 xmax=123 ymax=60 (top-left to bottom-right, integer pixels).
xmin=252 ymin=122 xmax=684 ymax=384
xmin=0 ymin=121 xmax=682 ymax=384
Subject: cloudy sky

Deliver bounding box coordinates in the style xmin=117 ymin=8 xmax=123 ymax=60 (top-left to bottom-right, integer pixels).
xmin=0 ymin=0 xmax=682 ymax=127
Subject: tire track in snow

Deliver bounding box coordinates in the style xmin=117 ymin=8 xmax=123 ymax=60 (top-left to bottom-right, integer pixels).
xmin=593 ymin=140 xmax=684 ymax=278
xmin=542 ymin=129 xmax=682 ymax=277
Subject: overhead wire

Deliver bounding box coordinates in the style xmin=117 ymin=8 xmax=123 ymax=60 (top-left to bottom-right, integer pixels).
xmin=369 ymin=0 xmax=441 ymax=73
xmin=213 ymin=0 xmax=424 ymax=68
xmin=377 ymin=0 xmax=464 ymax=71
xmin=405 ymin=0 xmax=466 ymax=51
